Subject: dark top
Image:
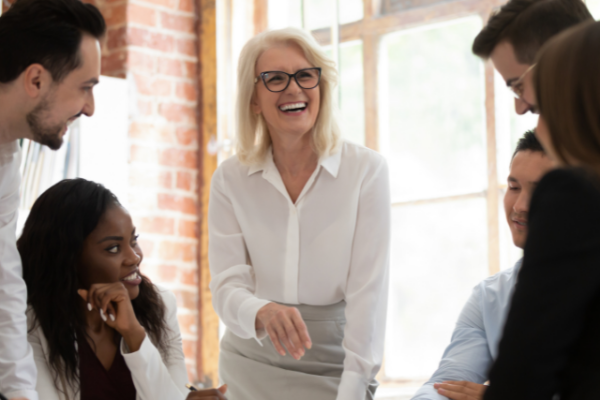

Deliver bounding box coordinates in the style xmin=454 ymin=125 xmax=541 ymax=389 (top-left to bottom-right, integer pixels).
xmin=484 ymin=168 xmax=600 ymax=400
xmin=79 ymin=335 xmax=137 ymax=400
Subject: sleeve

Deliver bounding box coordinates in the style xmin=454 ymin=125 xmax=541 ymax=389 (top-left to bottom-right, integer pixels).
xmin=484 ymin=170 xmax=600 ymax=400
xmin=411 ymin=284 xmax=493 ymax=400
xmin=27 ymin=325 xmax=61 ymax=400
xmin=336 ymin=156 xmax=391 ymax=400
xmin=122 ymin=289 xmax=188 ymax=400
xmin=207 ymin=166 xmax=270 ymax=341
xmin=0 ymin=150 xmax=38 ymax=400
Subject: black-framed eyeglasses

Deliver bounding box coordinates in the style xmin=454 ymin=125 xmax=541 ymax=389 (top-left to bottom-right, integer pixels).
xmin=254 ymin=67 xmax=322 ymax=93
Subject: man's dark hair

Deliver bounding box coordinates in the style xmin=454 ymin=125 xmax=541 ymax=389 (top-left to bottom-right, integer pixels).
xmin=472 ymin=0 xmax=593 ymax=64
xmin=512 ymin=130 xmax=545 ymax=159
xmin=0 ymin=0 xmax=106 ymax=84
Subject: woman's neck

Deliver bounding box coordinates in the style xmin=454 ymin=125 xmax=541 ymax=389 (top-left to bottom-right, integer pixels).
xmin=270 ymin=130 xmax=318 ymax=178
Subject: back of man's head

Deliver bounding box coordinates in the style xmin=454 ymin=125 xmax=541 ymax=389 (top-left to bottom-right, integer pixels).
xmin=472 ymin=0 xmax=593 ymax=64
xmin=0 ymin=0 xmax=106 ymax=84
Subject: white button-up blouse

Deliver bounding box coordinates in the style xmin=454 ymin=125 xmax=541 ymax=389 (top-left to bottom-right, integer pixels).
xmin=208 ymin=140 xmax=391 ymax=399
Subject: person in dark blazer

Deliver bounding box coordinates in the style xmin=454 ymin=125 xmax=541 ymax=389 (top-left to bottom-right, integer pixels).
xmin=484 ymin=20 xmax=600 ymax=400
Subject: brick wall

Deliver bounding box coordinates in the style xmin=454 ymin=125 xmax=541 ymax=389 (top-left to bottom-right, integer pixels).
xmin=88 ymin=0 xmax=202 ymax=382
xmin=2 ymin=0 xmax=203 ymax=382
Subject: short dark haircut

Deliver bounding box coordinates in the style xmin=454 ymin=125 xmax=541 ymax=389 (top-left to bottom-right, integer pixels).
xmin=0 ymin=0 xmax=106 ymax=84
xmin=512 ymin=130 xmax=545 ymax=159
xmin=472 ymin=0 xmax=593 ymax=64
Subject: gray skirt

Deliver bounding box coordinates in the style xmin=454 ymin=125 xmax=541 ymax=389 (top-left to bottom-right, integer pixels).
xmin=219 ymin=301 xmax=378 ymax=400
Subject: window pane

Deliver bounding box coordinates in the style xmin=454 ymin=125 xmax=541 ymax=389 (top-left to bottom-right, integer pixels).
xmin=588 ymin=0 xmax=600 ymax=19
xmin=385 ymin=198 xmax=489 ymax=379
xmin=304 ymin=0 xmax=364 ymax=31
xmin=268 ymin=0 xmax=302 ymax=30
xmin=339 ymin=40 xmax=365 ymax=146
xmin=494 ymin=70 xmax=539 ymax=182
xmin=379 ymin=17 xmax=486 ymax=203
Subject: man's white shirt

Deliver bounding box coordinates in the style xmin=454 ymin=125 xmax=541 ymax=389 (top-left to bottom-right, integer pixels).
xmin=0 ymin=141 xmax=38 ymax=400
xmin=411 ymin=260 xmax=522 ymax=400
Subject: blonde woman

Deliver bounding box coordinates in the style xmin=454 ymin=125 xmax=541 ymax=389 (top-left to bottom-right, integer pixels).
xmin=208 ymin=28 xmax=390 ymax=400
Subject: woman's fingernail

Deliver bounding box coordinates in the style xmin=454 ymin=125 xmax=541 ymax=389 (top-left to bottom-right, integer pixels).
xmin=87 ymin=303 xmax=92 ymax=311
xmin=109 ymin=313 xmax=115 ymax=322
xmin=100 ymin=309 xmax=107 ymax=322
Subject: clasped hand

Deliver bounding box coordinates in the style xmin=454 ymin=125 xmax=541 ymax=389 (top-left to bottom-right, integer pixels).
xmin=77 ymin=283 xmax=146 ymax=352
xmin=255 ymin=303 xmax=312 ymax=360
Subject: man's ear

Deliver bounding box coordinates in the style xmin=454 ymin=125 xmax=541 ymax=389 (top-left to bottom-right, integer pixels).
xmin=22 ymin=64 xmax=52 ymax=99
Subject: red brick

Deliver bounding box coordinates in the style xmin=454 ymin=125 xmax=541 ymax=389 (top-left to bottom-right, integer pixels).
xmin=175 ymin=81 xmax=197 ymax=102
xmin=107 ymin=26 xmax=128 ymax=50
xmin=176 ymin=38 xmax=197 ymax=57
xmin=159 ymin=148 xmax=197 ymax=169
xmin=181 ymin=268 xmax=198 ymax=285
xmin=128 ymin=27 xmax=175 ymax=53
xmin=177 ymin=313 xmax=197 ymax=335
xmin=134 ymin=75 xmax=173 ymax=97
xmin=157 ymin=58 xmax=183 ymax=77
xmin=128 ymin=3 xmax=158 ymax=26
xmin=129 ymin=50 xmax=156 ymax=73
xmin=159 ymin=240 xmax=196 ymax=262
xmin=183 ymin=61 xmax=198 ymax=79
xmin=157 ymin=264 xmax=178 ymax=283
xmin=174 ymin=290 xmax=197 ymax=310
xmin=130 ymin=121 xmax=175 ymax=143
xmin=179 ymin=0 xmax=194 ymax=12
xmin=130 ymin=144 xmax=158 ymax=163
xmin=159 ymin=103 xmax=197 ymax=124
xmin=176 ymin=171 xmax=193 ymax=191
xmin=158 ymin=193 xmax=197 ymax=215
xmin=138 ymin=0 xmax=178 ymax=8
xmin=101 ymin=50 xmax=127 ymax=76
xmin=103 ymin=3 xmax=127 ymax=26
xmin=178 ymin=219 xmax=197 ymax=239
xmin=160 ymin=12 xmax=196 ymax=34
xmin=175 ymin=127 xmax=198 ymax=146
xmin=139 ymin=216 xmax=175 ymax=235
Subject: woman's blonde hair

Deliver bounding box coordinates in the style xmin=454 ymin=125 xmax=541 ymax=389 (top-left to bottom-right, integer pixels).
xmin=235 ymin=27 xmax=341 ymax=165
xmin=534 ymin=20 xmax=600 ymax=170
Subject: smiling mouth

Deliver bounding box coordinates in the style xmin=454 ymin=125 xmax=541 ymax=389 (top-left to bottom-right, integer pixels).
xmin=513 ymin=219 xmax=528 ymax=227
xmin=279 ymin=102 xmax=307 ymax=113
xmin=121 ymin=270 xmax=141 ymax=282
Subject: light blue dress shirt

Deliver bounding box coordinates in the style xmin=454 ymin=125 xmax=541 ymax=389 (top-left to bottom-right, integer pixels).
xmin=411 ymin=259 xmax=522 ymax=400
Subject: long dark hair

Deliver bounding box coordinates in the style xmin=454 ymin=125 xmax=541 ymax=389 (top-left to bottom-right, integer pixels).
xmin=534 ymin=20 xmax=600 ymax=170
xmin=18 ymin=178 xmax=169 ymax=391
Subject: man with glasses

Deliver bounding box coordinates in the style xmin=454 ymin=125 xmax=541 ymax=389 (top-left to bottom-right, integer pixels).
xmin=473 ymin=0 xmax=592 ymax=115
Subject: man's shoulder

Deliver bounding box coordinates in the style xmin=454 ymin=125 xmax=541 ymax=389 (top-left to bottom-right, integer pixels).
xmin=0 ymin=140 xmax=21 ymax=196
xmin=474 ymin=262 xmax=521 ymax=305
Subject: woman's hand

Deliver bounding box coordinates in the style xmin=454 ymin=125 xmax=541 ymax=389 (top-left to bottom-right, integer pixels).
xmin=78 ymin=283 xmax=146 ymax=352
xmin=255 ymin=303 xmax=312 ymax=360
xmin=186 ymin=385 xmax=227 ymax=399
xmin=434 ymin=381 xmax=487 ymax=400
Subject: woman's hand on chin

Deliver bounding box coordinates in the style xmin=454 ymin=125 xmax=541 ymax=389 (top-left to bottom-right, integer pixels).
xmin=78 ymin=283 xmax=146 ymax=352
xmin=255 ymin=303 xmax=312 ymax=360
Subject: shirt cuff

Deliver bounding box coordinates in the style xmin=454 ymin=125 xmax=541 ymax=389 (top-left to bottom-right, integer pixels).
xmin=4 ymin=389 xmax=39 ymax=400
xmin=120 ymin=332 xmax=153 ymax=361
xmin=336 ymin=370 xmax=369 ymax=400
xmin=238 ymin=297 xmax=272 ymax=344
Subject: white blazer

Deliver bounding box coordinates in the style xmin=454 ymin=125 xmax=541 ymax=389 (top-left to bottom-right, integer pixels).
xmin=27 ymin=286 xmax=189 ymax=400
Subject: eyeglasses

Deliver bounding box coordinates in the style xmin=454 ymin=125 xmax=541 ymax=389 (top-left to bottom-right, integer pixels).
xmin=508 ymin=64 xmax=536 ymax=100
xmin=254 ymin=67 xmax=322 ymax=93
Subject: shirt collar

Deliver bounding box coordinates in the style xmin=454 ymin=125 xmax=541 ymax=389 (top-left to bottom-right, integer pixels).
xmin=247 ymin=146 xmax=342 ymax=178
